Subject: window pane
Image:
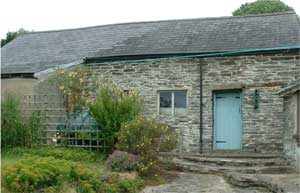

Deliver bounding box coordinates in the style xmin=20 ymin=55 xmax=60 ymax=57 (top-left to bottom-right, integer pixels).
xmin=159 ymin=91 xmax=172 ymax=114
xmin=174 ymin=91 xmax=187 ymax=108
xmin=174 ymin=91 xmax=187 ymax=115
xmin=160 ymin=91 xmax=172 ymax=107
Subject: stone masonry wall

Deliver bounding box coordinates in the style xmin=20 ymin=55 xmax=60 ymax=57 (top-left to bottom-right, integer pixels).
xmin=88 ymin=52 xmax=299 ymax=154
xmin=283 ymin=92 xmax=299 ymax=169
xmin=88 ymin=59 xmax=201 ymax=153
xmin=201 ymin=53 xmax=299 ymax=153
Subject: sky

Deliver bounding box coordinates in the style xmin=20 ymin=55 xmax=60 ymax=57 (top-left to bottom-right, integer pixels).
xmin=0 ymin=0 xmax=299 ymax=39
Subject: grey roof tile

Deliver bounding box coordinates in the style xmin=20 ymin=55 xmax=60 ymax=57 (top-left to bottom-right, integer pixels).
xmin=1 ymin=12 xmax=300 ymax=74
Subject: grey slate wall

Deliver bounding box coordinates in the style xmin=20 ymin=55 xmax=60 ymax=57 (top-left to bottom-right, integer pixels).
xmin=87 ymin=52 xmax=299 ymax=154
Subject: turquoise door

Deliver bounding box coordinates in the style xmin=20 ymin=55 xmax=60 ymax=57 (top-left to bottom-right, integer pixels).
xmin=214 ymin=92 xmax=242 ymax=150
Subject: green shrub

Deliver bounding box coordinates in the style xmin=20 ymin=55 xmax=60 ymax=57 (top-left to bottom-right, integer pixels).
xmin=42 ymin=186 xmax=59 ymax=193
xmin=2 ymin=156 xmax=74 ymax=193
xmin=52 ymin=67 xmax=89 ymax=146
xmin=1 ymin=94 xmax=24 ymax=148
xmin=1 ymin=94 xmax=44 ymax=149
xmin=69 ymin=164 xmax=96 ymax=181
xmin=24 ymin=111 xmax=44 ymax=147
xmin=78 ymin=181 xmax=97 ymax=193
xmin=2 ymin=155 xmax=144 ymax=193
xmin=117 ymin=116 xmax=177 ymax=177
xmin=2 ymin=146 xmax=103 ymax=162
xmin=2 ymin=155 xmax=107 ymax=193
xmin=89 ymin=78 xmax=144 ymax=150
xmin=116 ymin=178 xmax=144 ymax=193
xmin=106 ymin=150 xmax=140 ymax=172
xmin=104 ymin=174 xmax=144 ymax=193
xmin=73 ymin=172 xmax=144 ymax=193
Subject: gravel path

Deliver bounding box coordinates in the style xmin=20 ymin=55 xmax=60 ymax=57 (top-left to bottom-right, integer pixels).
xmin=141 ymin=172 xmax=269 ymax=193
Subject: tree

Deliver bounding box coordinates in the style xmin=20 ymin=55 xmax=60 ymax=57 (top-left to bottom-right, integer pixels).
xmin=1 ymin=28 xmax=28 ymax=47
xmin=233 ymin=0 xmax=294 ymax=16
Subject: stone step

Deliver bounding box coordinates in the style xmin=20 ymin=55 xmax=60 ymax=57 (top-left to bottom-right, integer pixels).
xmin=224 ymin=172 xmax=300 ymax=193
xmin=161 ymin=152 xmax=280 ymax=159
xmin=180 ymin=156 xmax=288 ymax=167
xmin=173 ymin=159 xmax=295 ymax=175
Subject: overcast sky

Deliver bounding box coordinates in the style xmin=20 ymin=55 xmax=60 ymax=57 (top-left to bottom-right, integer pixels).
xmin=0 ymin=0 xmax=299 ymax=39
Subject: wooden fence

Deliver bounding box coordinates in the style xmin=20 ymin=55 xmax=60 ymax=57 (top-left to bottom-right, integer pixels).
xmin=21 ymin=94 xmax=108 ymax=150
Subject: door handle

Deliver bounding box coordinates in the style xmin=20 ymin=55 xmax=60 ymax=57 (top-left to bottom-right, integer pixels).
xmin=216 ymin=141 xmax=226 ymax=143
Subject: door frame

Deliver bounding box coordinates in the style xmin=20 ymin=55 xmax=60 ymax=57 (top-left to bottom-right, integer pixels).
xmin=212 ymin=90 xmax=243 ymax=150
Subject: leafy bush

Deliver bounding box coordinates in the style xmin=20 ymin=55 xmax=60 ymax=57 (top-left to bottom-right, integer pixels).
xmin=1 ymin=94 xmax=44 ymax=148
xmin=2 ymin=156 xmax=74 ymax=192
xmin=2 ymin=153 xmax=144 ymax=193
xmin=89 ymin=78 xmax=144 ymax=150
xmin=53 ymin=67 xmax=89 ymax=114
xmin=71 ymin=168 xmax=144 ymax=193
xmin=117 ymin=116 xmax=177 ymax=177
xmin=105 ymin=174 xmax=144 ymax=193
xmin=1 ymin=94 xmax=23 ymax=148
xmin=52 ymin=67 xmax=90 ymax=146
xmin=117 ymin=178 xmax=144 ymax=193
xmin=24 ymin=111 xmax=44 ymax=147
xmin=106 ymin=150 xmax=140 ymax=172
xmin=2 ymin=146 xmax=103 ymax=162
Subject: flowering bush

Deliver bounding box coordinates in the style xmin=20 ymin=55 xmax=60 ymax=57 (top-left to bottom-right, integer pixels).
xmin=117 ymin=116 xmax=177 ymax=177
xmin=53 ymin=67 xmax=89 ymax=114
xmin=52 ymin=67 xmax=91 ymax=145
xmin=106 ymin=150 xmax=140 ymax=172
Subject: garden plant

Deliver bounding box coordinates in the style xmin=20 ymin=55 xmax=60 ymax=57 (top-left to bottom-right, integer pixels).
xmin=1 ymin=73 xmax=178 ymax=193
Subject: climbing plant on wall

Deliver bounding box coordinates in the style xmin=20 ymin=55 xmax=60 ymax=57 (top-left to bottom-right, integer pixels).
xmin=52 ymin=67 xmax=90 ymax=145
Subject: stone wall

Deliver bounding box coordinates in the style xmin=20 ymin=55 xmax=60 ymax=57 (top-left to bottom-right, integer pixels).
xmin=283 ymin=92 xmax=300 ymax=169
xmin=201 ymin=53 xmax=299 ymax=153
xmin=87 ymin=52 xmax=299 ymax=154
xmin=88 ymin=59 xmax=201 ymax=153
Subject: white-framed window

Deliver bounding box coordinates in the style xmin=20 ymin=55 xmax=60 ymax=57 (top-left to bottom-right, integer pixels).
xmin=158 ymin=90 xmax=187 ymax=116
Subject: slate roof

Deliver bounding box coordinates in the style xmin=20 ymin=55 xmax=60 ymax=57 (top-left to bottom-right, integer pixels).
xmin=1 ymin=11 xmax=300 ymax=74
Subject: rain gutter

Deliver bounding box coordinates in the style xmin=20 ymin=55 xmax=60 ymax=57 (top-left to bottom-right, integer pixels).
xmin=85 ymin=45 xmax=300 ymax=65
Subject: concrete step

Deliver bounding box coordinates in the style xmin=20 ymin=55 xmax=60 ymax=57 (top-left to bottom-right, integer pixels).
xmin=173 ymin=158 xmax=295 ymax=175
xmin=180 ymin=156 xmax=288 ymax=167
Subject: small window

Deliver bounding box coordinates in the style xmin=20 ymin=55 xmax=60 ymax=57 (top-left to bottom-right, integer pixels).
xmin=159 ymin=90 xmax=187 ymax=115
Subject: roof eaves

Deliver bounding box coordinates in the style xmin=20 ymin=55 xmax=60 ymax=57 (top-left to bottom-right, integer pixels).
xmin=277 ymin=80 xmax=300 ymax=97
xmin=33 ymin=59 xmax=84 ymax=78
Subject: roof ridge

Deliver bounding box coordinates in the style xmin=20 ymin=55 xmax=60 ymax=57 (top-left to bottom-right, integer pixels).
xmin=20 ymin=11 xmax=297 ymax=35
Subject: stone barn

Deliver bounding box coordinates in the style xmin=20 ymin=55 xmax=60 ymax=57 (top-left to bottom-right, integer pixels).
xmin=1 ymin=12 xmax=299 ymax=163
